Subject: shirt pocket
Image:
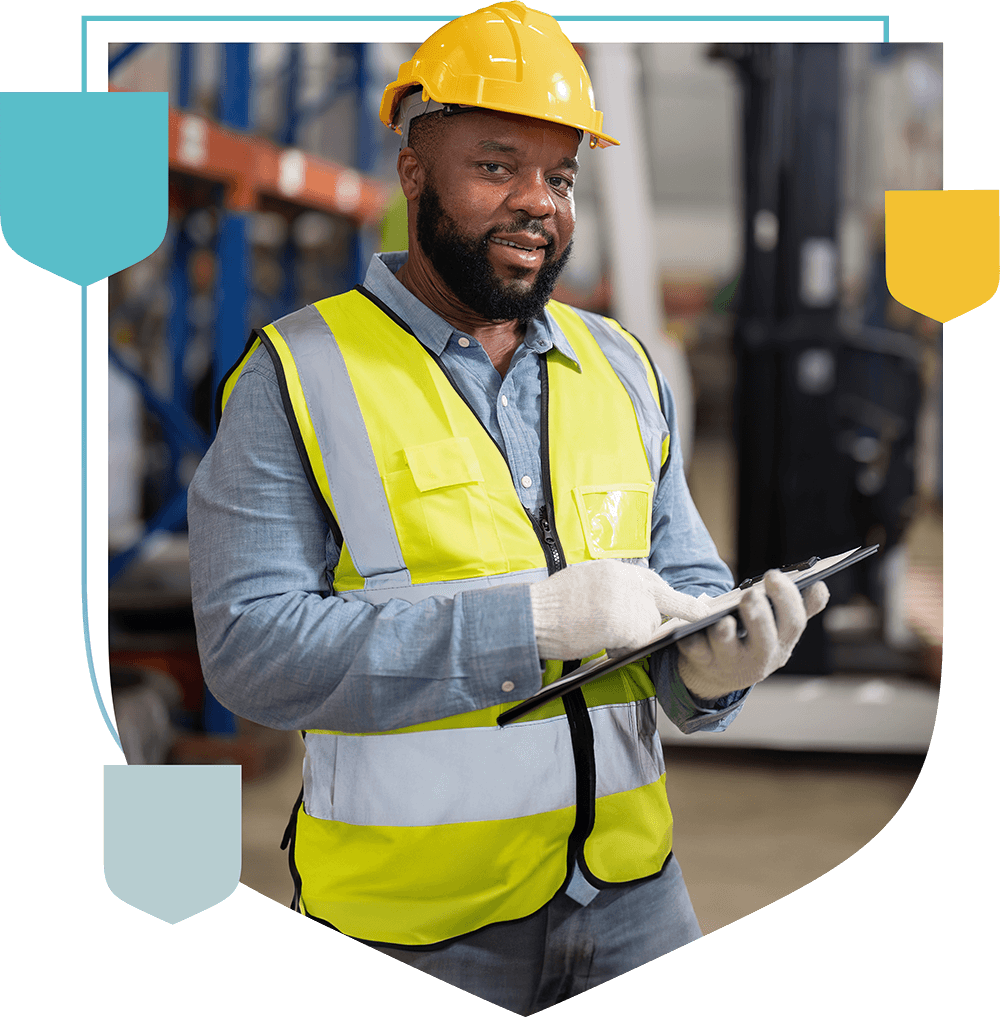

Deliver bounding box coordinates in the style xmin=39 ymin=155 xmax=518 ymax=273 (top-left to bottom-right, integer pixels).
xmin=572 ymin=482 xmax=654 ymax=559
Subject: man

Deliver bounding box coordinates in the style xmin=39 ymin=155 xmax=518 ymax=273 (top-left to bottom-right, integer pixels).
xmin=188 ymin=4 xmax=828 ymax=1011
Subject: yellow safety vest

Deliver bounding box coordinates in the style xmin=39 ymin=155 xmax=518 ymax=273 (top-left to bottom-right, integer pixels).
xmin=220 ymin=287 xmax=674 ymax=946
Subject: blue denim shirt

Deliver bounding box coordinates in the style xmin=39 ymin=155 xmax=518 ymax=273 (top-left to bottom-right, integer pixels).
xmin=187 ymin=252 xmax=747 ymax=736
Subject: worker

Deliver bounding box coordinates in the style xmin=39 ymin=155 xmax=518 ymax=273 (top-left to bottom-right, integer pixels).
xmin=187 ymin=4 xmax=829 ymax=1011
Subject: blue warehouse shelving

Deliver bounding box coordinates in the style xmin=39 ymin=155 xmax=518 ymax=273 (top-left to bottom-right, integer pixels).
xmin=108 ymin=41 xmax=394 ymax=745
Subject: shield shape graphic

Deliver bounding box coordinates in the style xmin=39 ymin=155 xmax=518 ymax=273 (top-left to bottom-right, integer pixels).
xmin=0 ymin=92 xmax=167 ymax=286
xmin=105 ymin=765 xmax=241 ymax=924
xmin=885 ymin=189 xmax=999 ymax=323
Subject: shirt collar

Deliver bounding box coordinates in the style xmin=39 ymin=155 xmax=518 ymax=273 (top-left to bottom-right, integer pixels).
xmin=362 ymin=252 xmax=581 ymax=367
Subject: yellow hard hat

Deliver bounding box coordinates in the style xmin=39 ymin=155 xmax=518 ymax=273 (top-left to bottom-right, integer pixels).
xmin=380 ymin=2 xmax=619 ymax=149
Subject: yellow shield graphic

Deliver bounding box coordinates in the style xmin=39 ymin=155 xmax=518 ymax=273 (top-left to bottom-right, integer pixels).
xmin=885 ymin=190 xmax=998 ymax=322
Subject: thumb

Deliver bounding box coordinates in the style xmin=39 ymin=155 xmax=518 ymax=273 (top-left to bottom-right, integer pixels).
xmin=802 ymin=581 xmax=830 ymax=620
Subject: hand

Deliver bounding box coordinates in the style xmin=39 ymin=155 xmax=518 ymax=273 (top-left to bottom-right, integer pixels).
xmin=676 ymin=570 xmax=830 ymax=699
xmin=530 ymin=559 xmax=713 ymax=661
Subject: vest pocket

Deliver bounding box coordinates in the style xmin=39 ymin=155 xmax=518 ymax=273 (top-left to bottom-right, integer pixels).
xmin=404 ymin=436 xmax=484 ymax=491
xmin=384 ymin=439 xmax=506 ymax=582
xmin=571 ymin=482 xmax=654 ymax=558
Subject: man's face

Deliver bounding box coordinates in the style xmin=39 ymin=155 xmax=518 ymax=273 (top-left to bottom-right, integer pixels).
xmin=414 ymin=110 xmax=580 ymax=323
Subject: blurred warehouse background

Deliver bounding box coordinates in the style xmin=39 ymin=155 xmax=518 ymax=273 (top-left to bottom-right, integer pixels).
xmin=106 ymin=39 xmax=943 ymax=934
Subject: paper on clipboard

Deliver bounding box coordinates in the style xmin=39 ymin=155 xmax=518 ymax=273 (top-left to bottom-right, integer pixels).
xmin=496 ymin=544 xmax=879 ymax=727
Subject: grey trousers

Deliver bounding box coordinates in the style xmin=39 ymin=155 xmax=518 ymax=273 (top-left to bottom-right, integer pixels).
xmin=371 ymin=855 xmax=702 ymax=1014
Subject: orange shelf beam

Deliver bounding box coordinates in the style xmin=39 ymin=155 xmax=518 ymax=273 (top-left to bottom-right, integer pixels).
xmin=110 ymin=87 xmax=390 ymax=224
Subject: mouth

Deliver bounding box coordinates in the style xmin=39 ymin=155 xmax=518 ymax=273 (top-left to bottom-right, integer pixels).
xmin=490 ymin=235 xmax=550 ymax=253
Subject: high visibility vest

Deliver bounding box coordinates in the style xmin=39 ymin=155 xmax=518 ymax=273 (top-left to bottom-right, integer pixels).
xmin=219 ymin=286 xmax=675 ymax=947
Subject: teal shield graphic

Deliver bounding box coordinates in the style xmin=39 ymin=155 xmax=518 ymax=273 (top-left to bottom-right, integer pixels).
xmin=105 ymin=765 xmax=242 ymax=924
xmin=0 ymin=91 xmax=167 ymax=286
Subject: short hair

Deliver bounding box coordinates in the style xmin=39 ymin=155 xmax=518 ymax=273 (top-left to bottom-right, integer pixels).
xmin=405 ymin=109 xmax=449 ymax=167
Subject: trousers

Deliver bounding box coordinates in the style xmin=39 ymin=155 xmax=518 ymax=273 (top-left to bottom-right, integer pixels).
xmin=371 ymin=855 xmax=702 ymax=1013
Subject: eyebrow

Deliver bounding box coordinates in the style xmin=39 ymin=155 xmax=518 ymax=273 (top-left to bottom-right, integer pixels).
xmin=476 ymin=140 xmax=579 ymax=173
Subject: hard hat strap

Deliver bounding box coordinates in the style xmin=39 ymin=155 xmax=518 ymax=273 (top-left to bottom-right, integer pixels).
xmin=395 ymin=85 xmax=585 ymax=149
xmin=397 ymin=90 xmax=476 ymax=148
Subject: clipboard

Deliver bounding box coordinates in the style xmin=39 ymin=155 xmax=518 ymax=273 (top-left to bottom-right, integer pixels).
xmin=496 ymin=544 xmax=880 ymax=727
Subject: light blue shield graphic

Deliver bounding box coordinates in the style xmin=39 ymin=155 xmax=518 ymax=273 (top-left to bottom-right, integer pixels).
xmin=0 ymin=91 xmax=167 ymax=286
xmin=105 ymin=765 xmax=242 ymax=924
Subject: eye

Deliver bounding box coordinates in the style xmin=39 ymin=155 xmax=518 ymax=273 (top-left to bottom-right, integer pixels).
xmin=481 ymin=162 xmax=506 ymax=174
xmin=549 ymin=175 xmax=574 ymax=194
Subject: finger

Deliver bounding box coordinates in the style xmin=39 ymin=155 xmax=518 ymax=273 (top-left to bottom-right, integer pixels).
xmin=649 ymin=578 xmax=714 ymax=621
xmin=802 ymin=581 xmax=830 ymax=620
xmin=676 ymin=629 xmax=714 ymax=667
xmin=606 ymin=646 xmax=630 ymax=660
xmin=702 ymin=613 xmax=740 ymax=660
xmin=736 ymin=585 xmax=778 ymax=649
xmin=762 ymin=570 xmax=807 ymax=647
xmin=634 ymin=596 xmax=665 ymax=642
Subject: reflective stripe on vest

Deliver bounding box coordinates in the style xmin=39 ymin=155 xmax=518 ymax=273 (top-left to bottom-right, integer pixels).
xmin=223 ymin=288 xmax=674 ymax=945
xmin=302 ymin=699 xmax=663 ymax=826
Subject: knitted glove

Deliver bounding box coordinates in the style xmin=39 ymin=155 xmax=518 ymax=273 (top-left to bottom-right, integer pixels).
xmin=530 ymin=559 xmax=713 ymax=661
xmin=677 ymin=570 xmax=830 ymax=699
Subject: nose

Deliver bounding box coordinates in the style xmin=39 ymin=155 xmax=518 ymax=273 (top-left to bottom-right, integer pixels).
xmin=507 ymin=169 xmax=556 ymax=220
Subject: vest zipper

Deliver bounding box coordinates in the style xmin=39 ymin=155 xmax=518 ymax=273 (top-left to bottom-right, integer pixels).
xmin=535 ymin=355 xmax=598 ymax=885
xmin=535 ymin=355 xmax=569 ymax=577
xmin=537 ymin=508 xmax=563 ymax=573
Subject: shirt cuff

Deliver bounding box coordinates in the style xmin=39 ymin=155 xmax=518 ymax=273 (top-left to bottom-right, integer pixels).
xmin=456 ymin=582 xmax=545 ymax=703
xmin=650 ymin=645 xmax=750 ymax=734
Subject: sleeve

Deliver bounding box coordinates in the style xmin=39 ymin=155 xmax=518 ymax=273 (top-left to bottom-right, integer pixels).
xmin=187 ymin=349 xmax=543 ymax=734
xmin=641 ymin=358 xmax=751 ymax=733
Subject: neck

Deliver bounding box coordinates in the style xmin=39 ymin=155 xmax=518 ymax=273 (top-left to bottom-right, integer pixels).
xmin=395 ymin=255 xmax=526 ymax=375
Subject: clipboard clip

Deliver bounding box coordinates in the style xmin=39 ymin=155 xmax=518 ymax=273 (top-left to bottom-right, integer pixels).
xmin=737 ymin=556 xmax=820 ymax=591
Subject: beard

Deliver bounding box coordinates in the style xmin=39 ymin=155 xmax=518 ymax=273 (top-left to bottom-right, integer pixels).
xmin=415 ymin=182 xmax=572 ymax=324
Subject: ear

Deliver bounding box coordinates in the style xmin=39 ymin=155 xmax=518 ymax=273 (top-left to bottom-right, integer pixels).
xmin=397 ymin=147 xmax=425 ymax=202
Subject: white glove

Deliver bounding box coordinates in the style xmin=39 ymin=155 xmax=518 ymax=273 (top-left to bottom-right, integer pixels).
xmin=677 ymin=570 xmax=830 ymax=699
xmin=530 ymin=559 xmax=713 ymax=661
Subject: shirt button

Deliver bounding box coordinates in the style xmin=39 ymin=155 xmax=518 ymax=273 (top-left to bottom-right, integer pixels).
xmin=501 ymin=680 xmax=515 ymax=693
xmin=520 ymin=475 xmax=532 ymax=488
xmin=457 ymin=337 xmax=470 ymax=348
xmin=501 ymin=395 xmax=508 ymax=407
